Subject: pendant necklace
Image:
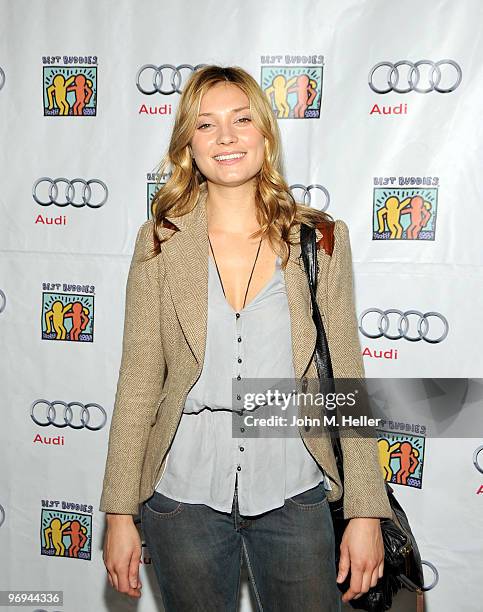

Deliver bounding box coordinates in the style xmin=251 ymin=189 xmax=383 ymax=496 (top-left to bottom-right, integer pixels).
xmin=208 ymin=234 xmax=263 ymax=311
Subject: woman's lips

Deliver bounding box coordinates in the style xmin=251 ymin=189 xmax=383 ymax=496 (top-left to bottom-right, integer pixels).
xmin=213 ymin=152 xmax=247 ymax=165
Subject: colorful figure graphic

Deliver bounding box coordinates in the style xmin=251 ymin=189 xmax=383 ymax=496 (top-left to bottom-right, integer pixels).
xmin=377 ymin=195 xmax=432 ymax=239
xmin=44 ymin=517 xmax=72 ymax=556
xmin=391 ymin=442 xmax=420 ymax=485
xmin=66 ymin=74 xmax=93 ymax=115
xmin=45 ymin=301 xmax=73 ymax=340
xmin=46 ymin=75 xmax=76 ymax=115
xmin=378 ymin=439 xmax=401 ymax=480
xmin=265 ymin=74 xmax=298 ymax=118
xmin=377 ymin=431 xmax=425 ymax=488
xmin=373 ymin=187 xmax=437 ymax=240
xmin=41 ymin=509 xmax=92 ymax=560
xmin=43 ymin=66 xmax=97 ymax=116
xmin=42 ymin=292 xmax=94 ymax=342
xmin=287 ymin=74 xmax=317 ymax=118
xmin=63 ymin=301 xmax=90 ymax=341
xmin=63 ymin=520 xmax=88 ymax=557
xmin=261 ymin=66 xmax=323 ymax=118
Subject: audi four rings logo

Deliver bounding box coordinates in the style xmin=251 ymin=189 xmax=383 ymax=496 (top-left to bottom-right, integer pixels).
xmin=31 ymin=400 xmax=107 ymax=430
xmin=473 ymin=445 xmax=483 ymax=474
xmin=369 ymin=59 xmax=462 ymax=94
xmin=358 ymin=309 xmax=449 ymax=343
xmin=420 ymin=560 xmax=439 ymax=591
xmin=289 ymin=184 xmax=330 ymax=211
xmin=136 ymin=63 xmax=207 ymax=95
xmin=32 ymin=177 xmax=108 ymax=208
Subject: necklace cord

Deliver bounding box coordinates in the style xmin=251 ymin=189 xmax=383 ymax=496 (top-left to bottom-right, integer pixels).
xmin=208 ymin=235 xmax=263 ymax=310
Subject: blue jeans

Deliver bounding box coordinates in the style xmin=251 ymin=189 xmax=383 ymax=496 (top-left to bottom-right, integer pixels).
xmin=141 ymin=478 xmax=342 ymax=611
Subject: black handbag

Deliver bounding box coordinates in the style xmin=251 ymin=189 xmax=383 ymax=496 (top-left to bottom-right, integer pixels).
xmin=299 ymin=222 xmax=425 ymax=612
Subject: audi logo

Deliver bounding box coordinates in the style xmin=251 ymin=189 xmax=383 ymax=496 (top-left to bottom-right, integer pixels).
xmin=358 ymin=309 xmax=449 ymax=343
xmin=473 ymin=445 xmax=483 ymax=475
xmin=136 ymin=63 xmax=207 ymax=95
xmin=289 ymin=184 xmax=330 ymax=211
xmin=0 ymin=67 xmax=5 ymax=91
xmin=0 ymin=289 xmax=6 ymax=314
xmin=420 ymin=560 xmax=439 ymax=591
xmin=32 ymin=177 xmax=108 ymax=208
xmin=31 ymin=400 xmax=107 ymax=430
xmin=0 ymin=504 xmax=5 ymax=528
xmin=369 ymin=59 xmax=462 ymax=94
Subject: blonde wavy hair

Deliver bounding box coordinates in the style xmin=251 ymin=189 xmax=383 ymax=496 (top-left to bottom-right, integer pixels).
xmin=149 ymin=64 xmax=333 ymax=268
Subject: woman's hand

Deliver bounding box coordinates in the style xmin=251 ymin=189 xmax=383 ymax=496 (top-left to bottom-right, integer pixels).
xmin=103 ymin=514 xmax=143 ymax=599
xmin=336 ymin=517 xmax=384 ymax=603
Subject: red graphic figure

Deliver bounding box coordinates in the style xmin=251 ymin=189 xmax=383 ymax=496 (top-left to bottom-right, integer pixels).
xmin=399 ymin=195 xmax=432 ymax=239
xmin=66 ymin=74 xmax=93 ymax=115
xmin=287 ymin=74 xmax=317 ymax=118
xmin=63 ymin=520 xmax=88 ymax=558
xmin=391 ymin=441 xmax=419 ymax=485
xmin=64 ymin=302 xmax=90 ymax=341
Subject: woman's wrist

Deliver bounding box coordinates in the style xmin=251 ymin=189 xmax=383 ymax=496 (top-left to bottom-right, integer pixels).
xmin=106 ymin=513 xmax=135 ymax=524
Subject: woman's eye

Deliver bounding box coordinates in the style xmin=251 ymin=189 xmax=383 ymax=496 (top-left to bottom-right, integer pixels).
xmin=237 ymin=117 xmax=251 ymax=123
xmin=197 ymin=123 xmax=211 ymax=130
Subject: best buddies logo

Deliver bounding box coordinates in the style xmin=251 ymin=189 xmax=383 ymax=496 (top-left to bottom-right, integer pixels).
xmin=42 ymin=55 xmax=97 ymax=116
xmin=261 ymin=54 xmax=324 ymax=119
xmin=41 ymin=498 xmax=93 ymax=561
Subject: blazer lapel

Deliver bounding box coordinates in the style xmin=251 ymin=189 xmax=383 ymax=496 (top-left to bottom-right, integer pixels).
xmin=154 ymin=186 xmax=319 ymax=380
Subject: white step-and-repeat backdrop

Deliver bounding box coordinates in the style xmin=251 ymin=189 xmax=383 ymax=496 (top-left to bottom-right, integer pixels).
xmin=1 ymin=0 xmax=482 ymax=610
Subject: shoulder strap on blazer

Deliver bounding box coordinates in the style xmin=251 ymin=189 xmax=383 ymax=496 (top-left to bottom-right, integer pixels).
xmin=315 ymin=219 xmax=335 ymax=256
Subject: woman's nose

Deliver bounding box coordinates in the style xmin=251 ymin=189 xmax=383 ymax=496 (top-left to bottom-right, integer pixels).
xmin=216 ymin=123 xmax=237 ymax=144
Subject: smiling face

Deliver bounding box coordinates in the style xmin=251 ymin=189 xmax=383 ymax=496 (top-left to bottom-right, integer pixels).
xmin=190 ymin=81 xmax=266 ymax=188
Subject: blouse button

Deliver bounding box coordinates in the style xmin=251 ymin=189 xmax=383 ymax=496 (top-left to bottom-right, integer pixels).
xmin=237 ymin=375 xmax=241 ymax=380
xmin=237 ymin=466 xmax=242 ymax=471
xmin=237 ymin=358 xmax=242 ymax=363
xmin=236 ymin=394 xmax=241 ymax=400
xmin=236 ymin=313 xmax=240 ymax=319
xmin=239 ymin=447 xmax=244 ymax=452
xmin=237 ymin=336 xmax=242 ymax=342
xmin=240 ymin=427 xmax=245 ymax=432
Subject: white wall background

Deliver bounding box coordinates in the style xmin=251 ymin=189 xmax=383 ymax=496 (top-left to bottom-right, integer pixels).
xmin=1 ymin=0 xmax=482 ymax=610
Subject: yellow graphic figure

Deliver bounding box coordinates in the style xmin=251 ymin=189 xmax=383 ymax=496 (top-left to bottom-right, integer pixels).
xmin=44 ymin=518 xmax=72 ymax=556
xmin=47 ymin=74 xmax=76 ymax=115
xmin=264 ymin=75 xmax=298 ymax=118
xmin=45 ymin=301 xmax=73 ymax=340
xmin=398 ymin=196 xmax=432 ymax=239
xmin=287 ymin=74 xmax=317 ymax=118
xmin=376 ymin=196 xmax=412 ymax=239
xmin=377 ymin=439 xmax=401 ymax=480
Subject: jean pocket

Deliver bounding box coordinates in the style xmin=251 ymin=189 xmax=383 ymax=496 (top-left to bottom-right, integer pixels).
xmin=143 ymin=491 xmax=183 ymax=518
xmin=287 ymin=482 xmax=327 ymax=509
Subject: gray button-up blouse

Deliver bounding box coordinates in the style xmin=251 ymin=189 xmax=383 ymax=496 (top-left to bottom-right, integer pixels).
xmin=155 ymin=252 xmax=332 ymax=516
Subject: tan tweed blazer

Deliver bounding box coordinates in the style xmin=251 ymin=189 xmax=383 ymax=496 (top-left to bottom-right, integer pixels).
xmin=99 ymin=185 xmax=393 ymax=520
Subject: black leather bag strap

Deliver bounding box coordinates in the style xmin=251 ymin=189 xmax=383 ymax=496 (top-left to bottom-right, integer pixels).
xmin=300 ymin=223 xmax=344 ymax=478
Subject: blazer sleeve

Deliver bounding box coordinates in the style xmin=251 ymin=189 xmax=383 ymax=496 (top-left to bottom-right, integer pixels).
xmin=326 ymin=219 xmax=393 ymax=519
xmin=99 ymin=220 xmax=166 ymax=515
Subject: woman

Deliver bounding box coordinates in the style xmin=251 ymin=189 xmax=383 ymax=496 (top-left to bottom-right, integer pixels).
xmin=100 ymin=65 xmax=393 ymax=611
